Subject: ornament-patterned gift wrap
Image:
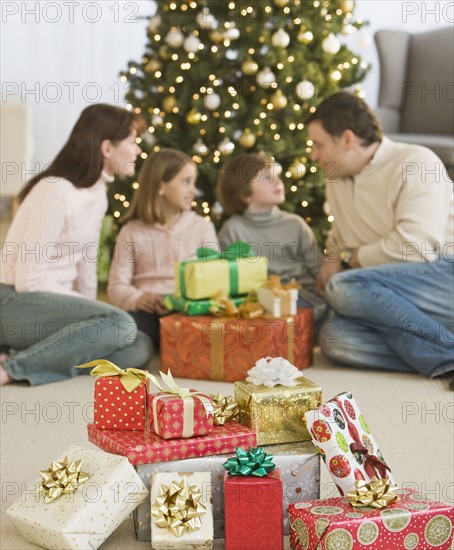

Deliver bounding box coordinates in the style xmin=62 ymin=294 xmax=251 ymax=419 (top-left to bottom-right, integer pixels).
xmin=235 ymin=375 xmax=322 ymax=445
xmin=289 ymin=488 xmax=454 ymax=550
xmin=150 ymin=472 xmax=213 ymax=549
xmin=160 ymin=308 xmax=314 ymax=381
xmin=304 ymin=392 xmax=396 ymax=496
xmin=77 ymin=359 xmax=149 ymax=431
xmin=224 ymin=468 xmax=284 ymax=550
xmin=6 ymin=445 xmax=148 ymax=550
xmin=87 ymin=421 xmax=257 ymax=465
xmin=133 ymin=441 xmax=321 ymax=541
xmin=175 ymin=241 xmax=268 ymax=300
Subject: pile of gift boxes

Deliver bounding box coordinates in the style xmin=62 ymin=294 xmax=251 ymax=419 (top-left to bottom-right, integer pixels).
xmin=7 ymin=243 xmax=454 ymax=549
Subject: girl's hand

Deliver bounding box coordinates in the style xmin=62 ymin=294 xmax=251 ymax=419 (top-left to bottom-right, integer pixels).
xmin=136 ymin=292 xmax=168 ymax=315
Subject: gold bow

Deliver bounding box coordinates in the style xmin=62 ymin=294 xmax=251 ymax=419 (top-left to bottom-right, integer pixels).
xmin=347 ymin=477 xmax=399 ymax=509
xmin=151 ymin=478 xmax=206 ymax=537
xmin=262 ymin=275 xmax=302 ymax=297
xmin=38 ymin=457 xmax=90 ymax=504
xmin=211 ymin=393 xmax=239 ymax=425
xmin=148 ymin=370 xmax=192 ymax=398
xmin=209 ymin=291 xmax=241 ymax=317
xmin=75 ymin=359 xmax=149 ymax=392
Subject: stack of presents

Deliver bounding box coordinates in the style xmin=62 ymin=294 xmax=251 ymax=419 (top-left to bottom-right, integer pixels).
xmin=7 ymin=243 xmax=454 ymax=549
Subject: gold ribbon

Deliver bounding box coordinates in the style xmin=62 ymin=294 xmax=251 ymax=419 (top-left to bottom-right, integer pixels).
xmin=209 ymin=291 xmax=241 ymax=317
xmin=75 ymin=359 xmax=149 ymax=393
xmin=211 ymin=393 xmax=239 ymax=425
xmin=262 ymin=275 xmax=302 ymax=297
xmin=151 ymin=478 xmax=206 ymax=537
xmin=347 ymin=477 xmax=399 ymax=509
xmin=38 ymin=456 xmax=90 ymax=504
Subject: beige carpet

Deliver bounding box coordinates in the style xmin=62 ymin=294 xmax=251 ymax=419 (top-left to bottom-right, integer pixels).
xmin=1 ymin=350 xmax=453 ymax=550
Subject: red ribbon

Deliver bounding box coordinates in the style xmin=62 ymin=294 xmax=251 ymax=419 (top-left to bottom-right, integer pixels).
xmin=349 ymin=442 xmax=392 ymax=480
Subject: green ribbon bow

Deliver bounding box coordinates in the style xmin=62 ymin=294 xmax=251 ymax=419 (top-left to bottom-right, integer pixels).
xmin=223 ymin=447 xmax=275 ymax=477
xmin=179 ymin=241 xmax=254 ymax=298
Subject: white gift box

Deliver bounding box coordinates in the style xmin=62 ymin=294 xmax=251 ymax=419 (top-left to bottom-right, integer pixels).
xmin=257 ymin=287 xmax=298 ymax=317
xmin=150 ymin=471 xmax=213 ymax=549
xmin=7 ymin=445 xmax=148 ymax=550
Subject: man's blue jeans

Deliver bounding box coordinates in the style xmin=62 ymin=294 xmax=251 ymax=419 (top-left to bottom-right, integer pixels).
xmin=0 ymin=284 xmax=153 ymax=385
xmin=319 ymin=259 xmax=454 ymax=377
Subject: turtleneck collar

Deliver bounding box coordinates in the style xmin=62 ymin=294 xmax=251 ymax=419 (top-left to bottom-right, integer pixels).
xmin=242 ymin=206 xmax=283 ymax=224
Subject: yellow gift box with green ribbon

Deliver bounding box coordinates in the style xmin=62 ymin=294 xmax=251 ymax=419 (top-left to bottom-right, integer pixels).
xmin=175 ymin=241 xmax=268 ymax=300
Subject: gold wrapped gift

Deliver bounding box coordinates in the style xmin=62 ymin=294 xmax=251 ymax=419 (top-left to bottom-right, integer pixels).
xmin=234 ymin=377 xmax=322 ymax=445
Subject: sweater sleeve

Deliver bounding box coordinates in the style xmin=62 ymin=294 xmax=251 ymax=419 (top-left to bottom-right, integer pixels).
xmin=14 ymin=180 xmax=84 ymax=296
xmin=107 ymin=224 xmax=145 ymax=311
xmin=358 ymin=153 xmax=453 ymax=266
xmin=299 ymin=220 xmax=323 ymax=279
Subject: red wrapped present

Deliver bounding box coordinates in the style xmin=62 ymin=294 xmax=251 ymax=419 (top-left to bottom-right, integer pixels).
xmin=224 ymin=448 xmax=283 ymax=550
xmin=77 ymin=359 xmax=149 ymax=431
xmin=148 ymin=371 xmax=214 ymax=439
xmin=87 ymin=421 xmax=257 ymax=465
xmin=289 ymin=487 xmax=454 ymax=550
xmin=160 ymin=308 xmax=313 ymax=381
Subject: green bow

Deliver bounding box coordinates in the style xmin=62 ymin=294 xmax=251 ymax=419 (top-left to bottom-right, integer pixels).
xmin=223 ymin=447 xmax=275 ymax=477
xmin=196 ymin=241 xmax=254 ymax=262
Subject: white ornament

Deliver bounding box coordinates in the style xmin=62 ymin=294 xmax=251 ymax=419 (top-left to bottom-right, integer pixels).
xmin=224 ymin=25 xmax=240 ymax=40
xmin=296 ymin=80 xmax=315 ymax=100
xmin=148 ymin=15 xmax=161 ymax=33
xmin=355 ymin=31 xmax=372 ymax=49
xmin=211 ymin=201 xmax=224 ymax=216
xmin=256 ymin=67 xmax=276 ymax=88
xmin=183 ymin=35 xmax=201 ymax=53
xmin=323 ymin=201 xmax=331 ymax=216
xmin=165 ymin=29 xmax=184 ymax=48
xmin=142 ymin=131 xmax=157 ymax=147
xmin=271 ymin=29 xmax=290 ymax=48
xmin=218 ymin=137 xmax=235 ymax=154
xmin=193 ymin=139 xmax=208 ymax=155
xmin=205 ymin=93 xmax=221 ymax=110
xmin=246 ymin=357 xmax=303 ymax=387
xmin=196 ymin=9 xmax=217 ymax=29
xmin=322 ymin=33 xmax=341 ymax=54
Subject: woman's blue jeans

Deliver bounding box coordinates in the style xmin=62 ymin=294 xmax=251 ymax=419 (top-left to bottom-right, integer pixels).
xmin=319 ymin=258 xmax=454 ymax=377
xmin=0 ymin=284 xmax=153 ymax=385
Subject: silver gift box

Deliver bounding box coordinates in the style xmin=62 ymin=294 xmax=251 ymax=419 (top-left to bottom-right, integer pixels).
xmin=133 ymin=441 xmax=320 ymax=541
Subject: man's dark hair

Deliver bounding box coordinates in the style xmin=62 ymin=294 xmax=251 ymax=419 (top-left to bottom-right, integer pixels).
xmin=305 ymin=92 xmax=383 ymax=145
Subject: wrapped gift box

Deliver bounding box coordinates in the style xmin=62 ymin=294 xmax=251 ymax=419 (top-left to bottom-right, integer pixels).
xmin=234 ymin=376 xmax=322 ymax=445
xmin=164 ymin=294 xmax=246 ymax=316
xmin=225 ymin=468 xmax=284 ymax=550
xmin=304 ymin=392 xmax=397 ymax=496
xmin=160 ymin=308 xmax=314 ymax=381
xmin=150 ymin=472 xmax=213 ymax=549
xmin=176 ymin=255 xmax=267 ymax=300
xmin=257 ymin=287 xmax=298 ymax=317
xmin=133 ymin=441 xmax=320 ymax=541
xmin=87 ymin=421 xmax=257 ymax=466
xmin=149 ymin=390 xmax=214 ymax=439
xmin=7 ymin=445 xmax=148 ymax=550
xmin=289 ymin=488 xmax=454 ymax=550
xmin=93 ymin=375 xmax=147 ymax=430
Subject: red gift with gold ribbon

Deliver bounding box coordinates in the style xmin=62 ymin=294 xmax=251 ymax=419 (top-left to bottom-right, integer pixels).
xmin=160 ymin=308 xmax=313 ymax=382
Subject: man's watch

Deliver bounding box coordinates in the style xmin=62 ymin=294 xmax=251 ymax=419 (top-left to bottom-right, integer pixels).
xmin=339 ymin=248 xmax=353 ymax=268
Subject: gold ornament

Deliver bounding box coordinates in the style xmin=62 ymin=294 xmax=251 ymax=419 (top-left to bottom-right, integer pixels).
xmin=144 ymin=58 xmax=161 ymax=74
xmin=274 ymin=0 xmax=289 ymax=5
xmin=162 ymin=96 xmax=177 ymax=113
xmin=186 ymin=108 xmax=202 ymax=125
xmin=297 ymin=31 xmax=314 ymax=44
xmin=242 ymin=58 xmax=259 ymax=75
xmin=209 ymin=30 xmax=224 ymax=44
xmin=239 ymin=129 xmax=256 ymax=148
xmin=341 ymin=0 xmax=355 ymax=12
xmin=272 ymin=90 xmax=288 ymax=109
xmin=288 ymin=162 xmax=307 ymax=179
xmin=158 ymin=45 xmax=171 ymax=60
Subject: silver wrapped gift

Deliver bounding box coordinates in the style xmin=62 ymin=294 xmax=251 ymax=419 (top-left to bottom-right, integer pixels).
xmin=133 ymin=441 xmax=320 ymax=541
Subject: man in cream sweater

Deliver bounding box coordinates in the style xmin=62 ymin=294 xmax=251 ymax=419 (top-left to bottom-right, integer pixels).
xmin=306 ymin=92 xmax=453 ymax=385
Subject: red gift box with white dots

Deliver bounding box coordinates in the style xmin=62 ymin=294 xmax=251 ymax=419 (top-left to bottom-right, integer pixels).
xmin=289 ymin=488 xmax=454 ymax=550
xmin=93 ymin=377 xmax=147 ymax=431
xmin=148 ymin=391 xmax=214 ymax=439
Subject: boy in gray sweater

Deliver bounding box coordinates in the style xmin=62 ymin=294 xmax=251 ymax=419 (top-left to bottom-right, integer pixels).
xmin=217 ymin=153 xmax=326 ymax=325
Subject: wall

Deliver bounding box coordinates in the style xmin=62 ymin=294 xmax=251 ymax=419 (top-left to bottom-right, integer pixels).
xmin=1 ymin=0 xmax=452 ymax=181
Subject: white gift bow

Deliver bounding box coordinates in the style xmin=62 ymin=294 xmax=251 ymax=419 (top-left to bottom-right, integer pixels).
xmin=246 ymin=356 xmax=304 ymax=387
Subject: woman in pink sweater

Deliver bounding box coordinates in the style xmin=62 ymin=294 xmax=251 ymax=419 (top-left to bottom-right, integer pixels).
xmin=108 ymin=149 xmax=218 ymax=349
xmin=0 ymin=104 xmax=153 ymax=385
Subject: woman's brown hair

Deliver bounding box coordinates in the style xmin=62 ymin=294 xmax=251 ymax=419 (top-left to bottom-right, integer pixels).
xmin=19 ymin=104 xmax=145 ymax=202
xmin=121 ymin=148 xmax=195 ymax=225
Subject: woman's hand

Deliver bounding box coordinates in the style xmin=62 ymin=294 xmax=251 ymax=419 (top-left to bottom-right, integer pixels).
xmin=136 ymin=292 xmax=168 ymax=315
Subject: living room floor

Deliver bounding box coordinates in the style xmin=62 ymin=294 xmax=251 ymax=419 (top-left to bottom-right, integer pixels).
xmin=1 ymin=348 xmax=452 ymax=549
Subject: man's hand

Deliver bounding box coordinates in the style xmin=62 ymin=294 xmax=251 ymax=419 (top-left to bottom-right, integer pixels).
xmin=316 ymin=260 xmax=343 ymax=295
xmin=136 ymin=292 xmax=168 ymax=315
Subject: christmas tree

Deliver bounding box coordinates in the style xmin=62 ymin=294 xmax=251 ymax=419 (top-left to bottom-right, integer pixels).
xmin=109 ymin=0 xmax=368 ymax=244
